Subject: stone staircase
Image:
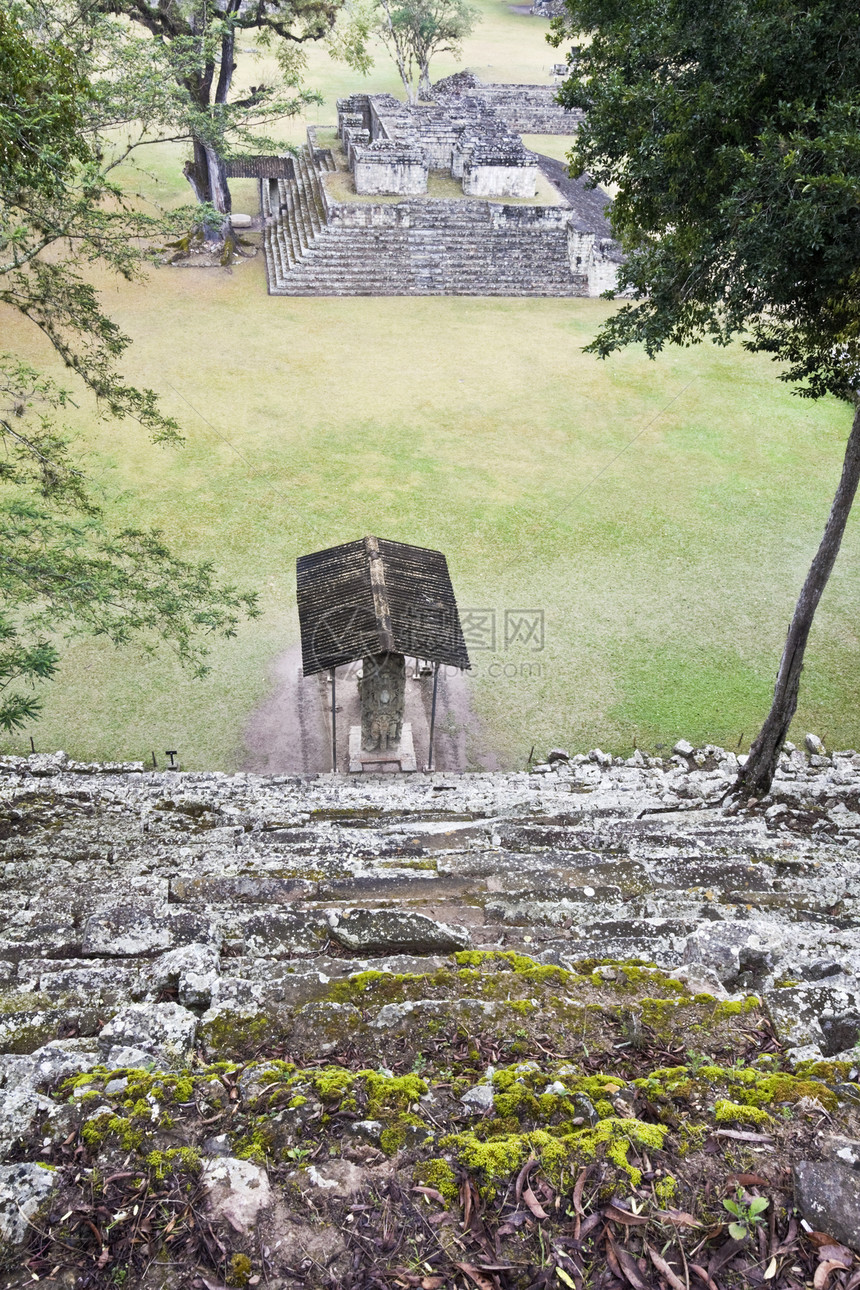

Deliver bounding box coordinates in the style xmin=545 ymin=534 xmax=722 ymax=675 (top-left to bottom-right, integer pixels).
xmin=1 ymin=745 xmax=860 ymax=1067
xmin=4 ymin=747 xmax=860 ymax=1289
xmin=262 ymin=145 xmax=589 ymax=297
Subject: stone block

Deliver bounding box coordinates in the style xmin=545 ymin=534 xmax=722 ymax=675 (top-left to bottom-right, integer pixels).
xmin=97 ymin=1001 xmax=197 ymax=1068
xmin=794 ymin=1161 xmax=860 ymax=1249
xmin=328 ymin=908 xmax=469 ymax=954
xmin=201 ymin=1156 xmax=272 ymax=1232
xmin=0 ymin=1162 xmax=57 ymax=1247
xmin=83 ymin=905 xmax=216 ymax=957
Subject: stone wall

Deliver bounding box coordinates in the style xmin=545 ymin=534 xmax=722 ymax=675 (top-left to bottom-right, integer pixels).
xmin=270 ymin=96 xmax=620 ymax=297
xmin=463 ymin=163 xmax=537 ymax=197
xmin=433 ymin=72 xmax=582 ymax=134
xmin=353 ymin=141 xmax=428 ymax=195
xmin=263 ymin=138 xmax=616 ymax=296
xmin=3 ymin=745 xmax=860 ymax=1281
xmin=568 ymin=229 xmax=625 ymax=295
xmin=223 ymin=155 xmax=294 ymax=180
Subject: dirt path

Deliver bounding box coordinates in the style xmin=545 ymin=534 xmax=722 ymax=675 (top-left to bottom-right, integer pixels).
xmin=242 ymin=645 xmax=502 ymax=774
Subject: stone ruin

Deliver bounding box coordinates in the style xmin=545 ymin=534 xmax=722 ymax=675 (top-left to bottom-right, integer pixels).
xmin=295 ymin=536 xmax=471 ymax=775
xmin=341 ymin=88 xmax=540 ymax=200
xmin=261 ymin=73 xmax=623 ymax=297
xmin=1 ymin=743 xmax=860 ymax=1281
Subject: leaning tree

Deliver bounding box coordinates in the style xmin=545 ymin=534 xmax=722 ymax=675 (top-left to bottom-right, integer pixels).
xmin=552 ymin=0 xmax=860 ymax=797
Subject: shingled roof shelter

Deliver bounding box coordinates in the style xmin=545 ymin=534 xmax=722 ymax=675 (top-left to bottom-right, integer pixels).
xmin=296 ymin=535 xmax=470 ymax=676
xmin=296 ymin=536 xmax=470 ymax=772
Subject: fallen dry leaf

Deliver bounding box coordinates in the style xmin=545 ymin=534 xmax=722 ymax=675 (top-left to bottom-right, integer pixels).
xmin=454 ymin=1263 xmax=495 ymax=1290
xmin=522 ymin=1186 xmax=549 ymax=1220
xmin=712 ymin=1128 xmax=774 ymax=1143
xmin=816 ymin=1242 xmax=853 ymax=1266
xmin=612 ymin=1240 xmax=651 ymax=1290
xmin=572 ymin=1167 xmax=588 ymax=1216
xmin=413 ymin=1186 xmax=447 ymax=1205
xmin=647 ymin=1243 xmax=686 ymax=1290
xmin=690 ymin=1264 xmax=720 ymax=1290
xmin=708 ymin=1236 xmax=746 ymax=1278
xmin=654 ymin=1207 xmax=702 ymax=1228
xmin=606 ymin=1204 xmax=649 ymax=1227
xmin=515 ymin=1155 xmax=537 ymax=1203
xmin=726 ymin=1173 xmax=771 ymax=1188
xmin=815 ymin=1262 xmax=849 ymax=1290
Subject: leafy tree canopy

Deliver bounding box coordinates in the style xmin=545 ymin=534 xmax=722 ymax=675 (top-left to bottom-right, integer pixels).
xmin=0 ymin=9 xmax=257 ymax=735
xmin=91 ymin=0 xmax=338 ymax=217
xmin=553 ymin=0 xmax=860 ymax=401
xmin=376 ymin=0 xmax=479 ymax=102
xmin=0 ymin=8 xmax=92 ymax=191
xmin=552 ymin=0 xmax=860 ymax=796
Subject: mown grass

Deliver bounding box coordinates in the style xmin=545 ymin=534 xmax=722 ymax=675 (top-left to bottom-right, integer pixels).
xmin=2 ymin=1 xmax=858 ymax=769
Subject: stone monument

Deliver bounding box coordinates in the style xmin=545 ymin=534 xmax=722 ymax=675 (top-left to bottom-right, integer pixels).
xmin=295 ymin=535 xmax=470 ymax=773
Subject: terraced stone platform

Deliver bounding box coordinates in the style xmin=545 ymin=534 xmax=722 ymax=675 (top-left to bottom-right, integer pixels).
xmin=2 ymin=748 xmax=860 ymax=1287
xmin=2 ymin=744 xmax=860 ymax=1064
xmin=261 ymin=141 xmax=613 ymax=297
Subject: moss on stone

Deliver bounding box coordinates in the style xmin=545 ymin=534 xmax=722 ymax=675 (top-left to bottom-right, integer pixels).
xmin=365 ymin=1070 xmax=427 ymax=1115
xmin=82 ymin=1111 xmax=144 ymax=1153
xmin=311 ymin=1067 xmax=356 ymax=1103
xmin=416 ymin=1157 xmax=459 ymax=1202
xmin=198 ymin=1009 xmax=270 ymax=1059
xmin=145 ymin=1146 xmax=202 ymax=1180
xmin=654 ymin=1174 xmax=679 ymax=1206
xmin=227 ymin=1253 xmax=253 ymax=1288
xmin=714 ymin=1100 xmax=773 ymax=1128
xmin=441 ymin=1116 xmax=667 ymax=1197
xmin=713 ymin=997 xmax=760 ymax=1020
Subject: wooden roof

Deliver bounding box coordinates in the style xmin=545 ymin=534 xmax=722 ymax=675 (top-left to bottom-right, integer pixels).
xmin=296 ymin=536 xmax=471 ymax=676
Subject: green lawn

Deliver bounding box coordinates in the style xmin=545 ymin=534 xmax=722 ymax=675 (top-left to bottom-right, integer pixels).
xmin=2 ymin=3 xmax=858 ymax=770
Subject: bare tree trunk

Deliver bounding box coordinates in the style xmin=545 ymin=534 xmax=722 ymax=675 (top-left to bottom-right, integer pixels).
xmin=183 ymin=138 xmax=212 ymax=203
xmin=378 ymin=0 xmax=416 ymax=103
xmin=418 ymin=60 xmax=432 ymax=100
xmin=205 ymin=145 xmax=232 ymax=215
xmin=198 ymin=28 xmax=237 ymax=230
xmin=737 ymin=400 xmax=860 ymax=799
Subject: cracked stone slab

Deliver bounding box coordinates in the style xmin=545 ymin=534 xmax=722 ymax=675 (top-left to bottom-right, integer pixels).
xmin=97 ymin=1001 xmax=197 ymax=1067
xmin=201 ymin=1156 xmax=272 ymax=1232
xmin=169 ymin=875 xmax=318 ymax=904
xmin=0 ymin=1162 xmax=58 ymax=1246
xmin=327 ymin=908 xmax=470 ymax=954
xmin=793 ymin=1161 xmax=860 ymax=1249
xmin=83 ymin=905 xmax=217 ymax=956
xmin=766 ymin=983 xmax=860 ymax=1056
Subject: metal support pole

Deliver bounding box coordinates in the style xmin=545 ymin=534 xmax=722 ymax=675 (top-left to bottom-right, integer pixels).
xmin=427 ymin=662 xmax=439 ymax=772
xmin=330 ymin=667 xmax=337 ymax=773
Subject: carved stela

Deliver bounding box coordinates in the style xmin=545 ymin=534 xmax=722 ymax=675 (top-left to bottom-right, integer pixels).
xmin=360 ymin=652 xmax=406 ymax=751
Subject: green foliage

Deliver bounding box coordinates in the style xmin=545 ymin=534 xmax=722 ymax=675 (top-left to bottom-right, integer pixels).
xmin=376 ymin=0 xmax=480 ymax=102
xmin=0 ymin=12 xmax=259 ymax=732
xmin=553 ymin=0 xmax=860 ymax=402
xmin=0 ymin=9 xmax=91 ymax=192
xmin=93 ymin=0 xmax=330 ymax=211
xmin=722 ymin=1187 xmax=769 ymax=1241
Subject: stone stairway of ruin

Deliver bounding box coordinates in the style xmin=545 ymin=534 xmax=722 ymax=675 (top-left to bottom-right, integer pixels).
xmin=2 ymin=744 xmax=860 ymax=1068
xmin=261 ymin=145 xmax=589 ymax=297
